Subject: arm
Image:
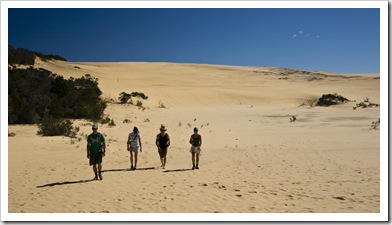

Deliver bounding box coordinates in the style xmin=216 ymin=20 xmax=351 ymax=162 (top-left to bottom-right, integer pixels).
xmin=139 ymin=136 xmax=142 ymax=152
xmin=102 ymin=141 xmax=106 ymax=156
xmin=86 ymin=142 xmax=90 ymax=158
xmin=199 ymin=135 xmax=202 ymax=148
xmin=127 ymin=135 xmax=130 ymax=151
xmin=166 ymin=134 xmax=170 ymax=147
xmin=189 ymin=134 xmax=193 ymax=145
xmin=156 ymin=135 xmax=161 ymax=150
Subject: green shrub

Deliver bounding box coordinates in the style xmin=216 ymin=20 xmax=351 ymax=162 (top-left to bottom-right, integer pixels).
xmin=37 ymin=116 xmax=79 ymax=137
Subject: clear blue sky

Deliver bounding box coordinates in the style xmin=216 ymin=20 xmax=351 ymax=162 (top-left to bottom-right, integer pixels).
xmin=8 ymin=8 xmax=380 ymax=73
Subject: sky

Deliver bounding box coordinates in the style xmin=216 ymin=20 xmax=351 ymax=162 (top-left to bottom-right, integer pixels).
xmin=8 ymin=7 xmax=380 ymax=74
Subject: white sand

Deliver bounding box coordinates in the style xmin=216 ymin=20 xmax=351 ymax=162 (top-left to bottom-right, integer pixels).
xmin=8 ymin=59 xmax=380 ymax=214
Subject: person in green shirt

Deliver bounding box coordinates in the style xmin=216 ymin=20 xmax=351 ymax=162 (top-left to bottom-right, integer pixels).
xmin=87 ymin=124 xmax=106 ymax=180
xmin=189 ymin=127 xmax=202 ymax=170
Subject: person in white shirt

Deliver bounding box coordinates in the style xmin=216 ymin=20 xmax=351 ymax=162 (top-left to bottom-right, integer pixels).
xmin=127 ymin=126 xmax=142 ymax=170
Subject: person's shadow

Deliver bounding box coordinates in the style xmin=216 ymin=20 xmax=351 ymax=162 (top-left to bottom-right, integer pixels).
xmin=162 ymin=168 xmax=193 ymax=173
xmin=36 ymin=167 xmax=157 ymax=188
xmin=36 ymin=179 xmax=94 ymax=188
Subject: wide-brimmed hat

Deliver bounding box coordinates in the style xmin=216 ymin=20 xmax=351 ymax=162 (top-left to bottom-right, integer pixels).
xmin=92 ymin=124 xmax=98 ymax=130
xmin=160 ymin=125 xmax=167 ymax=131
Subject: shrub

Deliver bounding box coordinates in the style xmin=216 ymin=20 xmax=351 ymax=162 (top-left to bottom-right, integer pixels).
xmin=37 ymin=116 xmax=79 ymax=137
xmin=371 ymin=118 xmax=380 ymax=130
xmin=315 ymin=93 xmax=349 ymax=107
xmin=289 ymin=116 xmax=297 ymax=122
xmin=108 ymin=119 xmax=116 ymax=127
xmin=131 ymin=92 xmax=148 ymax=100
xmin=123 ymin=118 xmax=132 ymax=123
xmin=136 ymin=100 xmax=143 ymax=107
xmin=353 ymin=97 xmax=379 ymax=110
xmin=8 ymin=132 xmax=16 ymax=137
xmin=158 ymin=100 xmax=166 ymax=108
xmin=118 ymin=92 xmax=132 ymax=104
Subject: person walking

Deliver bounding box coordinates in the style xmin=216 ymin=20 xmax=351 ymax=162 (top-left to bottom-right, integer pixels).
xmin=127 ymin=126 xmax=142 ymax=170
xmin=156 ymin=125 xmax=170 ymax=169
xmin=87 ymin=124 xmax=106 ymax=180
xmin=189 ymin=127 xmax=202 ymax=170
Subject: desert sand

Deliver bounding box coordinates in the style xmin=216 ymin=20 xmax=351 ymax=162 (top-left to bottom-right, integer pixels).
xmin=8 ymin=59 xmax=380 ymax=216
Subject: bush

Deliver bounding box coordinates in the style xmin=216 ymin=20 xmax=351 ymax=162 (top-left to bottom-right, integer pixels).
xmin=315 ymin=93 xmax=349 ymax=107
xmin=37 ymin=116 xmax=79 ymax=137
xmin=353 ymin=97 xmax=379 ymax=110
xmin=371 ymin=118 xmax=380 ymax=130
xmin=118 ymin=92 xmax=132 ymax=104
xmin=8 ymin=68 xmax=106 ymax=124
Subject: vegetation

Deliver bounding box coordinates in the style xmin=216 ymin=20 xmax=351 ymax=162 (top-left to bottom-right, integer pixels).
xmin=118 ymin=91 xmax=148 ymax=104
xmin=37 ymin=116 xmax=79 ymax=137
xmin=8 ymin=45 xmax=66 ymax=65
xmin=289 ymin=116 xmax=297 ymax=122
xmin=158 ymin=100 xmax=166 ymax=108
xmin=371 ymin=118 xmax=380 ymax=130
xmin=315 ymin=93 xmax=349 ymax=107
xmin=9 ymin=67 xmax=107 ymax=124
xmin=353 ymin=97 xmax=379 ymax=110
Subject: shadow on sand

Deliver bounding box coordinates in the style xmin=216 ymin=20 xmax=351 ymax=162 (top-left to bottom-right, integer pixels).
xmin=162 ymin=168 xmax=193 ymax=173
xmin=37 ymin=179 xmax=94 ymax=188
xmin=102 ymin=167 xmax=157 ymax=172
xmin=36 ymin=167 xmax=157 ymax=188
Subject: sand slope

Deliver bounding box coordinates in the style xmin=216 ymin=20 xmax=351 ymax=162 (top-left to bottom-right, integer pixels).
xmin=8 ymin=59 xmax=380 ymax=214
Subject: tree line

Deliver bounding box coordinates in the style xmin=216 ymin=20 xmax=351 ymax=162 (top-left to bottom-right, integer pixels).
xmin=8 ymin=45 xmax=67 ymax=65
xmin=8 ymin=46 xmax=107 ymax=127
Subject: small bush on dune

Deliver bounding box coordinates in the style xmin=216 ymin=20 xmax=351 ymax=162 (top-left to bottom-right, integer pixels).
xmin=37 ymin=116 xmax=79 ymax=137
xmin=371 ymin=118 xmax=380 ymax=130
xmin=315 ymin=93 xmax=349 ymax=107
xmin=353 ymin=97 xmax=379 ymax=110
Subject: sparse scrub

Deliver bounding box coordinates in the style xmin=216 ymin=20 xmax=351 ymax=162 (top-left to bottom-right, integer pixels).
xmin=8 ymin=132 xmax=16 ymax=137
xmin=158 ymin=100 xmax=166 ymax=108
xmin=118 ymin=92 xmax=132 ymax=104
xmin=178 ymin=122 xmax=182 ymax=127
xmin=108 ymin=119 xmax=116 ymax=127
xmin=136 ymin=100 xmax=143 ymax=107
xmin=144 ymin=118 xmax=150 ymax=123
xmin=371 ymin=118 xmax=380 ymax=130
xmin=299 ymin=98 xmax=318 ymax=107
xmin=353 ymin=97 xmax=379 ymax=110
xmin=289 ymin=116 xmax=297 ymax=122
xmin=315 ymin=93 xmax=349 ymax=107
xmin=37 ymin=116 xmax=79 ymax=137
xmin=123 ymin=118 xmax=132 ymax=123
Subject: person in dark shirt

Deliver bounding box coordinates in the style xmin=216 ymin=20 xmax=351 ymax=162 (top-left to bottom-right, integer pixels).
xmin=156 ymin=125 xmax=170 ymax=169
xmin=189 ymin=127 xmax=202 ymax=170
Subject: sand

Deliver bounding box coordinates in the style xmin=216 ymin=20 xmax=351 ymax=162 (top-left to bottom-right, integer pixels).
xmin=7 ymin=59 xmax=381 ymax=218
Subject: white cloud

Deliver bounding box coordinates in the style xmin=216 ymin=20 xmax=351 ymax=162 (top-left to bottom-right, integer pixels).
xmin=292 ymin=34 xmax=297 ymax=38
xmin=298 ymin=30 xmax=303 ymax=34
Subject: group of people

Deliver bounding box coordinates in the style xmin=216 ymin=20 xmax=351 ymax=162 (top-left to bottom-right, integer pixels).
xmin=87 ymin=124 xmax=202 ymax=180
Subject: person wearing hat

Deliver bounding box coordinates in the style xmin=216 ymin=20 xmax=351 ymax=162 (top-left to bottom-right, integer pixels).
xmin=127 ymin=126 xmax=142 ymax=170
xmin=156 ymin=125 xmax=170 ymax=169
xmin=87 ymin=124 xmax=106 ymax=180
xmin=189 ymin=127 xmax=202 ymax=170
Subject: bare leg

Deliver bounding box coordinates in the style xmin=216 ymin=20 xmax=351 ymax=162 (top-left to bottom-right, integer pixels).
xmin=196 ymin=153 xmax=200 ymax=169
xmin=130 ymin=152 xmax=134 ymax=169
xmin=134 ymin=151 xmax=138 ymax=169
xmin=93 ymin=164 xmax=98 ymax=180
xmin=191 ymin=152 xmax=196 ymax=169
xmin=163 ymin=156 xmax=167 ymax=169
xmin=98 ymin=163 xmax=103 ymax=179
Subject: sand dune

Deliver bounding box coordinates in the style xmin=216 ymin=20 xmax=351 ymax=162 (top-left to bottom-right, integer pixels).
xmin=8 ymin=59 xmax=380 ymax=216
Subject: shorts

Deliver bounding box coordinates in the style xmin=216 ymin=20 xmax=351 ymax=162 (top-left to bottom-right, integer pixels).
xmin=89 ymin=152 xmax=103 ymax=166
xmin=190 ymin=146 xmax=201 ymax=154
xmin=158 ymin=147 xmax=168 ymax=158
xmin=129 ymin=146 xmax=139 ymax=153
